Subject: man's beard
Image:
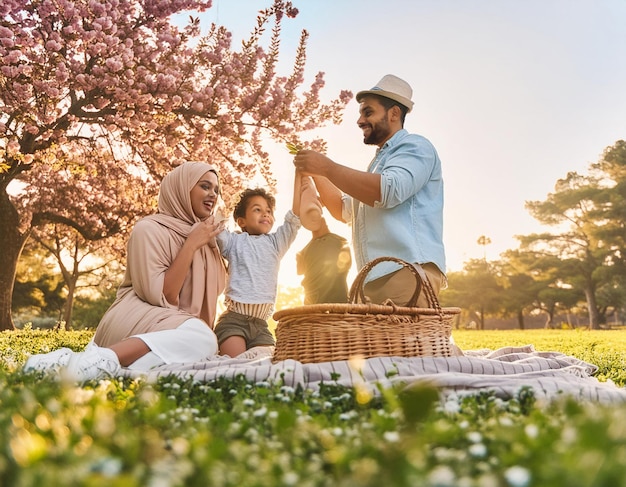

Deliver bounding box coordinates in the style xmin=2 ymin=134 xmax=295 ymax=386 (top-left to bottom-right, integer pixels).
xmin=363 ymin=115 xmax=391 ymax=145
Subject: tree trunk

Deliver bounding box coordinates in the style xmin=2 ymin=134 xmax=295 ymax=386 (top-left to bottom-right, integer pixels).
xmin=543 ymin=311 xmax=551 ymax=329
xmin=0 ymin=188 xmax=28 ymax=330
xmin=584 ymin=285 xmax=601 ymax=330
xmin=62 ymin=279 xmax=76 ymax=330
xmin=517 ymin=309 xmax=525 ymax=330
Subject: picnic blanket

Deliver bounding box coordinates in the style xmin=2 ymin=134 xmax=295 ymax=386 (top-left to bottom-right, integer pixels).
xmin=120 ymin=345 xmax=626 ymax=403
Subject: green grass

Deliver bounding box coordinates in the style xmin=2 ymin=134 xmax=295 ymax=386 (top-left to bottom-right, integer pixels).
xmin=1 ymin=329 xmax=626 ymax=486
xmin=453 ymin=329 xmax=626 ymax=385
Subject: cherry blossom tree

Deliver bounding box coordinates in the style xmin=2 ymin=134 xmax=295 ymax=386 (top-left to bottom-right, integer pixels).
xmin=0 ymin=0 xmax=352 ymax=330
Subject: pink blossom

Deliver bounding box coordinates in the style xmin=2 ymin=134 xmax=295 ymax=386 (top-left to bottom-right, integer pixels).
xmin=1 ymin=66 xmax=16 ymax=77
xmin=55 ymin=66 xmax=69 ymax=83
xmin=105 ymin=58 xmax=124 ymax=72
xmin=3 ymin=50 xmax=20 ymax=63
xmin=7 ymin=139 xmax=20 ymax=153
xmin=45 ymin=40 xmax=63 ymax=52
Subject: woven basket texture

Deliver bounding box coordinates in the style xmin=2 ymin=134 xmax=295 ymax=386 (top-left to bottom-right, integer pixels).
xmin=272 ymin=257 xmax=460 ymax=363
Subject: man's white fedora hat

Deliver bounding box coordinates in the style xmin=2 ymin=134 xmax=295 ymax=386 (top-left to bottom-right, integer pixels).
xmin=355 ymin=74 xmax=414 ymax=112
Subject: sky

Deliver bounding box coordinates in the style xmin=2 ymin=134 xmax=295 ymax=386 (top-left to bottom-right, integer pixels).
xmin=198 ymin=0 xmax=626 ymax=288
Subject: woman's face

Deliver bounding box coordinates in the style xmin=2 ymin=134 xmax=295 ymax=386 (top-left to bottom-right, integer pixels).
xmin=190 ymin=171 xmax=220 ymax=220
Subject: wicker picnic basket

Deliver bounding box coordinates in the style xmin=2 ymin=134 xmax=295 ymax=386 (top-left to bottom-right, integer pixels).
xmin=272 ymin=257 xmax=461 ymax=363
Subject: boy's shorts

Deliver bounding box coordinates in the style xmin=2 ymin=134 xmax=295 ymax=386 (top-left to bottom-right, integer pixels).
xmin=214 ymin=310 xmax=276 ymax=348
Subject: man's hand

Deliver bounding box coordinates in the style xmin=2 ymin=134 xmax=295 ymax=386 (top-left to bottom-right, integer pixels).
xmin=293 ymin=150 xmax=333 ymax=178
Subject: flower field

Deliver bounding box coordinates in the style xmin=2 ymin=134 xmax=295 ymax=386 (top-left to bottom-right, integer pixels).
xmin=1 ymin=328 xmax=626 ymax=486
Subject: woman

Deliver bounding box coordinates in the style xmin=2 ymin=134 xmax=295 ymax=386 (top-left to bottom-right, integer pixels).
xmin=24 ymin=162 xmax=227 ymax=381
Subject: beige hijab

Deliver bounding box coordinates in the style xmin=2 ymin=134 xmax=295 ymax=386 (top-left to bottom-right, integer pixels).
xmin=147 ymin=162 xmax=227 ymax=323
xmin=156 ymin=162 xmax=218 ymax=232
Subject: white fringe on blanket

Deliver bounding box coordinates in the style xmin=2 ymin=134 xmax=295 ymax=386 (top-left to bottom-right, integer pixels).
xmin=119 ymin=345 xmax=626 ymax=403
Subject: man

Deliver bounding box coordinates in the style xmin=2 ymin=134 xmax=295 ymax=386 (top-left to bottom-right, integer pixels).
xmin=293 ymin=74 xmax=446 ymax=307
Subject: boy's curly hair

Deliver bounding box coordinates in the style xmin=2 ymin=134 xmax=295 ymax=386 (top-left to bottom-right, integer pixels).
xmin=233 ymin=188 xmax=276 ymax=220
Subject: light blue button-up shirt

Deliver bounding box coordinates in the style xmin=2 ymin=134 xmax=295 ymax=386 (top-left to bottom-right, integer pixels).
xmin=342 ymin=129 xmax=446 ymax=283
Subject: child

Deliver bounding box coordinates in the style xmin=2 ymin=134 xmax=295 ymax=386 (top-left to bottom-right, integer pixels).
xmin=214 ymin=177 xmax=305 ymax=357
xmin=296 ymin=215 xmax=352 ymax=305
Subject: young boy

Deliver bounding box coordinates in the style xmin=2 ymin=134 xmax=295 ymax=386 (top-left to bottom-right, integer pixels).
xmin=214 ymin=173 xmax=316 ymax=357
xmin=296 ymin=216 xmax=352 ymax=305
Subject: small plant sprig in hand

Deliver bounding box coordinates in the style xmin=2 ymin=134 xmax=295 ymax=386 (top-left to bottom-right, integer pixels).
xmin=286 ymin=142 xmax=302 ymax=155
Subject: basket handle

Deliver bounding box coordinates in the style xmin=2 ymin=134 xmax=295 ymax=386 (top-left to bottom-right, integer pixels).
xmin=348 ymin=257 xmax=442 ymax=313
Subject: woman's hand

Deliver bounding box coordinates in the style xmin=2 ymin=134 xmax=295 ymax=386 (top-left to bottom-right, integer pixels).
xmin=187 ymin=216 xmax=224 ymax=251
xmin=163 ymin=216 xmax=224 ymax=305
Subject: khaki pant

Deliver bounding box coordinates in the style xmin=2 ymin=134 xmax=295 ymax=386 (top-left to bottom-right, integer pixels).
xmin=363 ymin=262 xmax=445 ymax=308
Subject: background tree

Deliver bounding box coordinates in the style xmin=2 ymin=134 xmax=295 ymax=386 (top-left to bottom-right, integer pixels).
xmin=72 ymin=286 xmax=119 ymax=329
xmin=590 ymin=141 xmax=626 ymax=261
xmin=523 ymin=157 xmax=625 ymax=329
xmin=588 ymin=140 xmax=626 ymax=323
xmin=498 ymin=249 xmax=581 ymax=329
xmin=12 ymin=239 xmax=65 ymax=327
xmin=440 ymin=258 xmax=503 ymax=330
xmin=495 ymin=259 xmax=536 ymax=330
xmin=29 ymin=222 xmax=125 ymax=330
xmin=477 ymin=235 xmax=492 ymax=261
xmin=0 ymin=0 xmax=351 ymax=330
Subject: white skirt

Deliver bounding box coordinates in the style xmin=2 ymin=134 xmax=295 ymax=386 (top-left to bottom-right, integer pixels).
xmin=132 ymin=318 xmax=218 ymax=366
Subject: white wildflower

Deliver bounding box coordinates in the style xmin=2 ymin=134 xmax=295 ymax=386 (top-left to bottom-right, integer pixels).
xmin=253 ymin=406 xmax=267 ymax=418
xmin=524 ymin=424 xmax=539 ymax=439
xmin=499 ymin=417 xmax=514 ymax=427
xmin=282 ymin=471 xmax=299 ymax=485
xmin=443 ymin=398 xmax=461 ymax=414
xmin=428 ymin=465 xmax=456 ymax=486
xmin=467 ymin=431 xmax=482 ymax=443
xmin=468 ymin=443 xmax=487 ymax=458
xmin=93 ymin=457 xmax=122 ymax=477
xmin=383 ymin=431 xmax=400 ymax=443
xmin=504 ymin=466 xmax=531 ymax=487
